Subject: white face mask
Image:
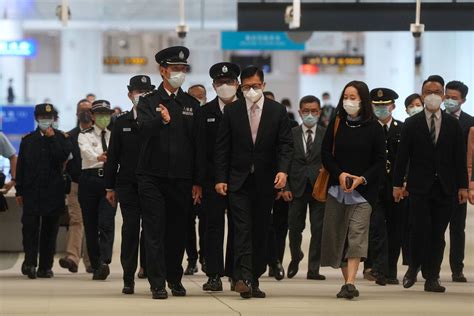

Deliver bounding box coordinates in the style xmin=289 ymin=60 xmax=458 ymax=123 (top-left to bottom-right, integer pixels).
xmin=198 ymin=99 xmax=206 ymax=106
xmin=244 ymin=88 xmax=263 ymax=104
xmin=216 ymin=84 xmax=238 ymax=101
xmin=407 ymin=106 xmax=424 ymax=117
xmin=343 ymin=100 xmax=361 ymax=116
xmin=168 ymin=71 xmax=186 ymax=88
xmin=424 ymin=94 xmax=443 ymax=111
xmin=132 ymin=93 xmax=143 ymax=106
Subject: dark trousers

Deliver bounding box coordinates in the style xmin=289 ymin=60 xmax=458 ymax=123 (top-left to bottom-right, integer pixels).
xmin=386 ymin=198 xmax=409 ymax=278
xmin=22 ymin=214 xmax=60 ymax=270
xmin=267 ymin=197 xmax=289 ymax=265
xmin=116 ymin=182 xmax=145 ymax=283
xmin=140 ymin=229 xmax=146 ymax=269
xmin=203 ymin=184 xmax=234 ymax=277
xmin=288 ymin=183 xmax=325 ymax=273
xmin=228 ymin=174 xmax=273 ymax=282
xmin=78 ymin=174 xmax=116 ymax=270
xmin=185 ymin=203 xmax=206 ymax=264
xmin=449 ymin=202 xmax=467 ymax=274
xmin=138 ymin=175 xmax=191 ymax=289
xmin=408 ymin=181 xmax=455 ymax=280
xmin=365 ymin=200 xmax=389 ymax=275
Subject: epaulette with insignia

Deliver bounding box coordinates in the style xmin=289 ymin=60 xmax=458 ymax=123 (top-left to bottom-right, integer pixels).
xmin=116 ymin=110 xmax=130 ymax=119
xmin=142 ymin=90 xmax=157 ymax=98
xmin=81 ymin=127 xmax=93 ymax=134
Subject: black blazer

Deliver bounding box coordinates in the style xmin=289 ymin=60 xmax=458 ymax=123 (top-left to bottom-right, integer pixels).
xmin=65 ymin=127 xmax=82 ymax=183
xmin=287 ymin=124 xmax=326 ymax=198
xmin=393 ymin=110 xmax=468 ymax=195
xmin=215 ymin=98 xmax=293 ymax=196
xmin=458 ymin=111 xmax=474 ymax=146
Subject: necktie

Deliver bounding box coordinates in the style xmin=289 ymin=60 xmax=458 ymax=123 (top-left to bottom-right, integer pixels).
xmin=250 ymin=103 xmax=260 ymax=144
xmin=383 ymin=124 xmax=389 ymax=138
xmin=430 ymin=114 xmax=436 ymax=145
xmin=306 ymin=129 xmax=313 ymax=160
xmin=170 ymin=93 xmax=175 ymax=100
xmin=101 ymin=130 xmax=108 ymax=152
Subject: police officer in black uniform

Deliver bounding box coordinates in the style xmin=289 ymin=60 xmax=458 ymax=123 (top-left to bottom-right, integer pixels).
xmin=136 ymin=46 xmax=203 ymax=299
xmin=198 ymin=62 xmax=240 ymax=291
xmin=104 ymin=75 xmax=155 ymax=294
xmin=16 ymin=103 xmax=71 ymax=279
xmin=364 ymin=88 xmax=406 ymax=285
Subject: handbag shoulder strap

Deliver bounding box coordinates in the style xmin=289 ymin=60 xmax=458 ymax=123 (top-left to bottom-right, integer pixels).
xmin=331 ymin=116 xmax=341 ymax=155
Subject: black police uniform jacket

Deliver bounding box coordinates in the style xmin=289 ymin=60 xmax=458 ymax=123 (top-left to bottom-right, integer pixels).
xmin=214 ymin=97 xmax=293 ymax=196
xmin=15 ymin=128 xmax=71 ymax=216
xmin=136 ymin=83 xmax=203 ymax=184
xmin=65 ymin=126 xmax=82 ymax=183
xmin=379 ymin=119 xmax=404 ymax=201
xmin=104 ymin=110 xmax=140 ymax=189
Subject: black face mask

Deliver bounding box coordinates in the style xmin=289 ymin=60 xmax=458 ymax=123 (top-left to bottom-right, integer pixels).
xmin=78 ymin=111 xmax=92 ymax=124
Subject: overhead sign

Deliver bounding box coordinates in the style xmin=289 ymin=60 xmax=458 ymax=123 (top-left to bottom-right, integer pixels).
xmin=0 ymin=39 xmax=37 ymax=57
xmin=222 ymin=32 xmax=305 ymax=51
xmin=0 ymin=105 xmax=36 ymax=152
xmin=302 ymin=55 xmax=365 ymax=66
xmin=104 ymin=56 xmax=148 ymax=66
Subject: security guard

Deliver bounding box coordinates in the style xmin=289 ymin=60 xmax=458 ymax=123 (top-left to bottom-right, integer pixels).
xmin=104 ymin=75 xmax=155 ymax=294
xmin=78 ymin=100 xmax=117 ymax=281
xmin=16 ymin=103 xmax=71 ymax=279
xmin=198 ymin=62 xmax=240 ymax=291
xmin=364 ymin=88 xmax=406 ymax=285
xmin=136 ymin=46 xmax=203 ymax=299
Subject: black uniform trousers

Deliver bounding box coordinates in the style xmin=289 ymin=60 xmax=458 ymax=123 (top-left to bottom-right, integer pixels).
xmin=267 ymin=197 xmax=289 ymax=266
xmin=228 ymin=174 xmax=273 ymax=283
xmin=288 ymin=183 xmax=325 ymax=273
xmin=137 ymin=175 xmax=191 ymax=289
xmin=408 ymin=180 xmax=455 ymax=281
xmin=116 ymin=182 xmax=145 ymax=283
xmin=185 ymin=202 xmax=206 ymax=264
xmin=449 ymin=202 xmax=467 ymax=274
xmin=78 ymin=173 xmax=116 ymax=270
xmin=202 ymin=184 xmax=234 ymax=277
xmin=22 ymin=214 xmax=60 ymax=270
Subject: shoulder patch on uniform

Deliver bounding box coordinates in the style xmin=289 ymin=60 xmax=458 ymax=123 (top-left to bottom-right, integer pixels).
xmin=116 ymin=110 xmax=130 ymax=119
xmin=142 ymin=90 xmax=157 ymax=98
xmin=80 ymin=127 xmax=93 ymax=134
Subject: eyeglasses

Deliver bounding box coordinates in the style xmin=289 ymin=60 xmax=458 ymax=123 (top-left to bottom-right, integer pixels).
xmin=301 ymin=109 xmax=320 ymax=115
xmin=241 ymin=83 xmax=263 ymax=92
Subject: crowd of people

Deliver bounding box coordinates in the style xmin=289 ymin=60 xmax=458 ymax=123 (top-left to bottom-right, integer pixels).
xmin=6 ymin=45 xmax=473 ymax=300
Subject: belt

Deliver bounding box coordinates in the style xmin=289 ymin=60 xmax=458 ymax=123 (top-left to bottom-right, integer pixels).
xmin=82 ymin=168 xmax=105 ymax=178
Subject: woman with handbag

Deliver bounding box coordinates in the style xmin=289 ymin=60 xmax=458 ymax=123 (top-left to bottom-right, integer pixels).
xmin=318 ymin=81 xmax=386 ymax=299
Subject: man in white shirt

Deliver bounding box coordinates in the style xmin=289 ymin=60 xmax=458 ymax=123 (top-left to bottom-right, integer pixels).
xmin=78 ymin=100 xmax=116 ymax=281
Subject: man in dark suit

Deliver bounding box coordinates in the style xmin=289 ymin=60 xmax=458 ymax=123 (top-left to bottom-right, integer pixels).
xmin=215 ymin=66 xmax=293 ymax=299
xmin=136 ymin=46 xmax=203 ymax=299
xmin=319 ymin=92 xmax=336 ymax=128
xmin=393 ymin=75 xmax=468 ymax=293
xmin=283 ymin=95 xmax=326 ymax=281
xmin=444 ymin=80 xmax=474 ymax=283
xmin=198 ymin=62 xmax=240 ymax=291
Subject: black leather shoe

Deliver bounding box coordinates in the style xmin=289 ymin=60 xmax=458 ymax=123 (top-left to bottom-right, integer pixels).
xmin=168 ymin=281 xmax=186 ymax=296
xmin=251 ymin=286 xmax=266 ymax=298
xmin=235 ymin=280 xmax=252 ymax=298
xmin=85 ymin=266 xmax=94 ymax=274
xmin=22 ymin=264 xmax=36 ymax=279
xmin=268 ymin=265 xmax=275 ymax=277
xmin=452 ymin=272 xmax=467 ymax=283
xmin=386 ymin=278 xmax=400 ymax=285
xmin=424 ymin=279 xmax=446 ymax=293
xmin=151 ymin=288 xmax=168 ymax=299
xmin=307 ymin=271 xmax=326 ymax=280
xmin=59 ymin=257 xmax=78 ymax=273
xmin=92 ymin=264 xmax=110 ymax=281
xmin=122 ymin=281 xmax=135 ymax=295
xmin=37 ymin=269 xmax=54 ymax=278
xmin=373 ymin=271 xmax=387 ymax=286
xmin=287 ymin=252 xmax=304 ymax=279
xmin=272 ymin=261 xmax=285 ymax=281
xmin=363 ymin=269 xmax=377 ymax=281
xmin=203 ymin=275 xmax=223 ymax=291
xmin=137 ymin=268 xmax=147 ymax=279
xmin=403 ymin=267 xmax=417 ymax=289
xmin=184 ymin=262 xmax=198 ymax=275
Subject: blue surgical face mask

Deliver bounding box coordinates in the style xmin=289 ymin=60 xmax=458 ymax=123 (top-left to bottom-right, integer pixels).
xmin=37 ymin=119 xmax=53 ymax=131
xmin=302 ymin=114 xmax=319 ymax=127
xmin=52 ymin=120 xmax=59 ymax=129
xmin=444 ymin=99 xmax=461 ymax=114
xmin=373 ymin=105 xmax=391 ymax=120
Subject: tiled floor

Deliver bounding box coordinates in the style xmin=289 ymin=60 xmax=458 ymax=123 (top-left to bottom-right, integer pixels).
xmin=1 ymin=206 xmax=473 ymax=316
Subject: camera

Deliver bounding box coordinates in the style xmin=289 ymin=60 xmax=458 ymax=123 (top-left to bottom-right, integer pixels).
xmin=410 ymin=23 xmax=425 ymax=38
xmin=176 ymin=24 xmax=189 ymax=39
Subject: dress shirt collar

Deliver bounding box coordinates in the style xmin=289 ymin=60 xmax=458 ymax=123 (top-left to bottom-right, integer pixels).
xmin=93 ymin=124 xmax=106 ymax=136
xmin=378 ymin=118 xmax=393 ymax=128
xmin=133 ymin=107 xmax=137 ymax=120
xmin=302 ymin=123 xmax=317 ymax=136
xmin=218 ymin=96 xmax=237 ymax=113
xmin=425 ymin=108 xmax=441 ymax=120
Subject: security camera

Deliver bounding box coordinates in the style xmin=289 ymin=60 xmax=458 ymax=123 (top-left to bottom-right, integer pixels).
xmin=176 ymin=24 xmax=189 ymax=39
xmin=410 ymin=23 xmax=425 ymax=38
xmin=284 ymin=1 xmax=301 ymax=29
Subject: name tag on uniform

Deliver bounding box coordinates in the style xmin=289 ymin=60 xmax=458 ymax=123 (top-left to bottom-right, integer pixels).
xmin=182 ymin=107 xmax=194 ymax=116
xmin=123 ymin=127 xmax=132 ymax=132
xmin=155 ymin=107 xmax=162 ymax=112
xmin=207 ymin=118 xmax=216 ymax=123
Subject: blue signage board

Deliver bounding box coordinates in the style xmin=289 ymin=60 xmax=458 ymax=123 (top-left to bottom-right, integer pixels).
xmin=0 ymin=39 xmax=37 ymax=57
xmin=0 ymin=105 xmax=36 ymax=152
xmin=221 ymin=32 xmax=305 ymax=51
